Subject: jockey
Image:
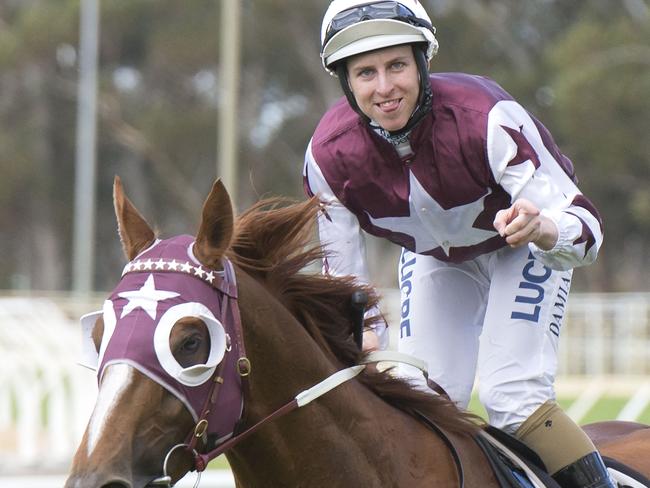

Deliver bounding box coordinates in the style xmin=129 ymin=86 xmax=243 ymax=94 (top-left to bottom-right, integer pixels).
xmin=303 ymin=1 xmax=611 ymax=487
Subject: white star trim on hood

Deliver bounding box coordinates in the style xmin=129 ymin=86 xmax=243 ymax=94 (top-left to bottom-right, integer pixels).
xmin=118 ymin=274 xmax=180 ymax=320
xmin=366 ymin=171 xmax=498 ymax=256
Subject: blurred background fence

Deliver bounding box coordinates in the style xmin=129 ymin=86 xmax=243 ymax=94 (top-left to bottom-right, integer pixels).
xmin=2 ymin=291 xmax=650 ymax=475
xmin=381 ymin=290 xmax=650 ymax=376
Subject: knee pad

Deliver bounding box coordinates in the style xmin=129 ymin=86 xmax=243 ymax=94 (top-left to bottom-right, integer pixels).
xmin=515 ymin=400 xmax=596 ymax=475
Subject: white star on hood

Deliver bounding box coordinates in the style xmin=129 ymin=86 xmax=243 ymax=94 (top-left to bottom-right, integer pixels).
xmin=366 ymin=171 xmax=498 ymax=256
xmin=118 ymin=274 xmax=180 ymax=320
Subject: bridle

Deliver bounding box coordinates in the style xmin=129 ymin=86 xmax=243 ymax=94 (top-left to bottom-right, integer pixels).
xmin=146 ymin=257 xmax=464 ymax=487
xmin=146 ymin=255 xmax=251 ymax=486
xmin=147 ymin=250 xmax=368 ymax=485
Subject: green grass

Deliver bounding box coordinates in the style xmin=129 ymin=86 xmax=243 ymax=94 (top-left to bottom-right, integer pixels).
xmin=639 ymin=404 xmax=650 ymax=423
xmin=207 ymin=455 xmax=230 ymax=470
xmin=579 ymin=396 xmax=629 ymax=424
xmin=468 ymin=393 xmax=650 ymax=425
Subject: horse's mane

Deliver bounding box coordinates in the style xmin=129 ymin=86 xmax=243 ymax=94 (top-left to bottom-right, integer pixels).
xmin=228 ymin=197 xmax=483 ymax=435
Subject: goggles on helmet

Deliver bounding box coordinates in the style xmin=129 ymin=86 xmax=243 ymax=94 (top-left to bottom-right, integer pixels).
xmin=324 ymin=1 xmax=424 ymax=45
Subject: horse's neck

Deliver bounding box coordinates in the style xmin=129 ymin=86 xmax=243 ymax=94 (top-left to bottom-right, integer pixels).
xmin=232 ymin=273 xmax=387 ymax=481
xmin=230 ymin=273 xmax=465 ymax=486
xmin=227 ymin=377 xmax=466 ymax=487
xmin=236 ymin=271 xmax=341 ymax=410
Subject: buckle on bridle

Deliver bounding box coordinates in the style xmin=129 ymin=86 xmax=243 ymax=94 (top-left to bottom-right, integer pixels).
xmin=237 ymin=357 xmax=251 ymax=376
xmin=194 ymin=419 xmax=209 ymax=438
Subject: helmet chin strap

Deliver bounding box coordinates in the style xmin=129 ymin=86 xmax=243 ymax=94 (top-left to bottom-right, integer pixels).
xmin=336 ymin=63 xmax=368 ymax=123
xmin=337 ymin=44 xmax=433 ymax=141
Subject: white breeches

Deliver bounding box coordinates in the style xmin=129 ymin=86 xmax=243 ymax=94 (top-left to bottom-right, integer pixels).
xmin=396 ymin=245 xmax=572 ymax=433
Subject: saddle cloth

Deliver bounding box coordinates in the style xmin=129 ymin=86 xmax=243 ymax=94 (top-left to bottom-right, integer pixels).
xmin=476 ymin=426 xmax=650 ymax=488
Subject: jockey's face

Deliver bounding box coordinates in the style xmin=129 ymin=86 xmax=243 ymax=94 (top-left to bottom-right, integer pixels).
xmin=347 ymin=44 xmax=419 ymax=132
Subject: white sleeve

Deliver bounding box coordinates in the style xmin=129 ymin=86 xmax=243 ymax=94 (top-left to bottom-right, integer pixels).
xmin=303 ymin=139 xmax=371 ymax=282
xmin=487 ymin=100 xmax=603 ymax=271
xmin=304 ymin=140 xmax=389 ymax=350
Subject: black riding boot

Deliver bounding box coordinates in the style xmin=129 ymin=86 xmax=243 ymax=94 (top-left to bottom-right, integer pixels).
xmin=552 ymin=452 xmax=616 ymax=488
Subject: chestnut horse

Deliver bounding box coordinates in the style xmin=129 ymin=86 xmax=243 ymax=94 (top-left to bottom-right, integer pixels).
xmin=66 ymin=177 xmax=650 ymax=488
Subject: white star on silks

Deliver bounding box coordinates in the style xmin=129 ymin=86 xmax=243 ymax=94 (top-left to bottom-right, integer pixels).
xmin=118 ymin=274 xmax=180 ymax=320
xmin=366 ymin=171 xmax=498 ymax=256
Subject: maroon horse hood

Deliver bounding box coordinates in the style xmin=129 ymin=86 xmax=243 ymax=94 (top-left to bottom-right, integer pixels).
xmin=82 ymin=235 xmax=243 ymax=445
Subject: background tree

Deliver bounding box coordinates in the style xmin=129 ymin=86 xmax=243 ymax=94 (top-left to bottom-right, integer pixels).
xmin=0 ymin=0 xmax=647 ymax=292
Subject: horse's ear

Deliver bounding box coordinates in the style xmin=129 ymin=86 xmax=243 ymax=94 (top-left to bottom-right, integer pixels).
xmin=113 ymin=176 xmax=156 ymax=261
xmin=193 ymin=179 xmax=233 ymax=269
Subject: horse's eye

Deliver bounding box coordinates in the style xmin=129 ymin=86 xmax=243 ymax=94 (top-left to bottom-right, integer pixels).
xmin=181 ymin=335 xmax=201 ymax=354
xmin=170 ymin=319 xmax=211 ymax=366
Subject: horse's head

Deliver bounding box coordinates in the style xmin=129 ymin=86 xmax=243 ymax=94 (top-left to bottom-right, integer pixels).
xmin=66 ymin=177 xmax=243 ymax=488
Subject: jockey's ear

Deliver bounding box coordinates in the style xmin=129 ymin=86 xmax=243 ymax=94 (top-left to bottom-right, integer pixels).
xmin=193 ymin=179 xmax=234 ymax=269
xmin=113 ymin=175 xmax=156 ymax=261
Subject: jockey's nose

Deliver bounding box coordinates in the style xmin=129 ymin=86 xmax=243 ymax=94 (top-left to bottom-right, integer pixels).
xmin=375 ymin=70 xmax=394 ymax=97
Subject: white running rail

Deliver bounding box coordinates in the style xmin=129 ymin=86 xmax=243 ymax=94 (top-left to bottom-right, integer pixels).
xmin=0 ymin=297 xmax=97 ymax=473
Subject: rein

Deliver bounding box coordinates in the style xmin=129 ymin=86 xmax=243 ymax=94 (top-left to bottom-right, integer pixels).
xmin=153 ymin=361 xmax=367 ymax=485
xmin=191 ymin=364 xmax=367 ymax=470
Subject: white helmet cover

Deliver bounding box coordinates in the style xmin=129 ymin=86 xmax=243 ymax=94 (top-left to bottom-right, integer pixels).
xmin=320 ymin=0 xmax=439 ymax=75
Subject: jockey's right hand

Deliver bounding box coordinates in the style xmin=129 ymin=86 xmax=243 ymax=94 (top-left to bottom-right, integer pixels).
xmin=493 ymin=198 xmax=559 ymax=251
xmin=362 ymin=329 xmax=381 ymax=352
xmin=364 ymin=305 xmax=390 ymax=351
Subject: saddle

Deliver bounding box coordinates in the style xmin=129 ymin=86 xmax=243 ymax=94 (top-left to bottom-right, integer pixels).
xmin=474 ymin=425 xmax=650 ymax=488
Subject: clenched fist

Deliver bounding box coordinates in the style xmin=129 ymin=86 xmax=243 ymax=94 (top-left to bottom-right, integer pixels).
xmin=493 ymin=199 xmax=558 ymax=251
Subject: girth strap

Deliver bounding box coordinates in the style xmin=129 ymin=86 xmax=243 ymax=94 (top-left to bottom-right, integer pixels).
xmin=413 ymin=409 xmax=465 ymax=488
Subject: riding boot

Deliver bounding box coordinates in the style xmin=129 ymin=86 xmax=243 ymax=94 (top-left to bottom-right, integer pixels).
xmin=552 ymin=452 xmax=616 ymax=488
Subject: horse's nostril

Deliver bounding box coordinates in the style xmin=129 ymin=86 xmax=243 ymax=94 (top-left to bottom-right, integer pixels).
xmin=101 ymin=482 xmax=131 ymax=488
